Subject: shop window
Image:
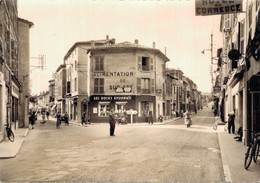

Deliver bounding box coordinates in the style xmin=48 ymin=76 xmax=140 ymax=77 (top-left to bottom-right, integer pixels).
xmin=94 ymin=57 xmax=104 ymax=71
xmin=98 ymin=102 xmax=110 ymax=117
xmin=115 ymin=102 xmax=126 ymax=114
xmin=139 ymin=101 xmax=153 ymax=117
xmin=94 ymin=78 xmax=104 ymax=94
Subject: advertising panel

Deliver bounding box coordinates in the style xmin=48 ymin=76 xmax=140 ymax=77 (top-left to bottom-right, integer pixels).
xmin=195 ymin=0 xmax=243 ymax=16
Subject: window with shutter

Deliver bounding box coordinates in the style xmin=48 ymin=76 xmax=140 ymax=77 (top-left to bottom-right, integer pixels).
xmin=95 ymin=57 xmax=104 ymax=71
xmin=150 ymin=58 xmax=153 ymax=71
xmin=94 ymin=78 xmax=104 ymax=94
xmin=138 ymin=56 xmax=142 ymax=71
xmin=151 ymin=79 xmax=155 ymax=93
xmin=137 ymin=78 xmax=141 ymax=93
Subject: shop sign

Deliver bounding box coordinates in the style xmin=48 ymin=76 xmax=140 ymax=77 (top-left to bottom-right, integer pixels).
xmin=126 ymin=109 xmax=138 ymax=115
xmin=195 ymin=0 xmax=243 ymax=16
xmin=115 ymin=87 xmax=132 ymax=93
xmin=91 ymin=95 xmax=132 ymax=101
xmin=0 ymin=72 xmax=3 ymax=85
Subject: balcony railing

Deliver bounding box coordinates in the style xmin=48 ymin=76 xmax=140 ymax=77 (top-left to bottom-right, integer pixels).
xmin=142 ymin=66 xmax=150 ymax=71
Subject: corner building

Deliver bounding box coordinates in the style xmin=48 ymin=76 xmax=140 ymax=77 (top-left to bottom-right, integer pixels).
xmin=88 ymin=40 xmax=169 ymax=123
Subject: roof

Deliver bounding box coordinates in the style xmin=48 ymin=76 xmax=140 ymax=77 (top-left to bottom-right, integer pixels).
xmin=64 ymin=39 xmax=115 ymax=60
xmin=18 ymin=17 xmax=34 ymax=28
xmin=87 ymin=41 xmax=170 ymax=62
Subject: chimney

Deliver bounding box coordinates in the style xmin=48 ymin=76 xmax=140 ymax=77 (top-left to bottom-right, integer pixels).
xmin=91 ymin=40 xmax=95 ymax=47
xmin=153 ymin=42 xmax=155 ymax=48
xmin=134 ymin=39 xmax=138 ymax=45
xmin=106 ymin=35 xmax=109 ymax=40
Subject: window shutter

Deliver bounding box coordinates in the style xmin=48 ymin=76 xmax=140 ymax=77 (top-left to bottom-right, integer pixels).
xmin=100 ymin=78 xmax=104 ymax=93
xmin=138 ymin=56 xmax=142 ymax=71
xmin=94 ymin=78 xmax=98 ymax=93
xmin=151 ymin=79 xmax=155 ymax=93
xmin=94 ymin=57 xmax=98 ymax=71
xmin=137 ymin=78 xmax=141 ymax=93
xmin=100 ymin=57 xmax=104 ymax=70
xmin=150 ymin=58 xmax=153 ymax=71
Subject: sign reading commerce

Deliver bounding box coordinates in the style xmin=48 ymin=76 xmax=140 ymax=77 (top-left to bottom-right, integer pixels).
xmin=195 ymin=0 xmax=243 ymax=16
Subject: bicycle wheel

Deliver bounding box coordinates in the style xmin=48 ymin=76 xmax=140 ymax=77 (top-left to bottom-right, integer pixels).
xmin=253 ymin=142 xmax=260 ymax=163
xmin=8 ymin=130 xmax=15 ymax=142
xmin=244 ymin=145 xmax=254 ymax=169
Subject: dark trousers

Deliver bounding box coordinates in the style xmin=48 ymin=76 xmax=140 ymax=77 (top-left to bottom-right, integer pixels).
xmin=110 ymin=122 xmax=115 ymax=136
xmin=228 ymin=122 xmax=235 ymax=134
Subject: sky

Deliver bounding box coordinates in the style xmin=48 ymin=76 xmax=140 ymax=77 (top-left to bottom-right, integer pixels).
xmin=17 ymin=0 xmax=223 ymax=95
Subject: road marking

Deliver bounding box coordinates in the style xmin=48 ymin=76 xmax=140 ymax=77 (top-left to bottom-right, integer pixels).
xmin=218 ymin=133 xmax=232 ymax=182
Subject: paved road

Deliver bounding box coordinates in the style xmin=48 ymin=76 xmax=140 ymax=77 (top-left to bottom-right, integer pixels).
xmin=0 ymin=107 xmax=224 ymax=182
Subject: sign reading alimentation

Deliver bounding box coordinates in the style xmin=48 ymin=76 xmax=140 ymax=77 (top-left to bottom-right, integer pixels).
xmin=195 ymin=0 xmax=243 ymax=16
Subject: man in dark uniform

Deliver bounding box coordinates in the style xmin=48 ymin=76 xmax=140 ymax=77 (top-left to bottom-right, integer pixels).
xmin=109 ymin=108 xmax=116 ymax=136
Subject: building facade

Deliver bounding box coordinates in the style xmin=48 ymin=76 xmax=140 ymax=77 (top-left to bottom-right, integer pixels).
xmin=0 ymin=0 xmax=33 ymax=141
xmin=64 ymin=37 xmax=115 ymax=121
xmin=88 ymin=40 xmax=169 ymax=123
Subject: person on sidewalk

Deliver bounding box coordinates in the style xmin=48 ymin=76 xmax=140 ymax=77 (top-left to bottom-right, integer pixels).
xmin=109 ymin=108 xmax=116 ymax=136
xmin=81 ymin=111 xmax=87 ymax=125
xmin=41 ymin=111 xmax=46 ymax=124
xmin=148 ymin=111 xmax=153 ymax=124
xmin=228 ymin=111 xmax=235 ymax=134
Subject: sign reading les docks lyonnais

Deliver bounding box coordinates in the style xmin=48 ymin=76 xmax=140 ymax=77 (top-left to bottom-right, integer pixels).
xmin=195 ymin=0 xmax=243 ymax=16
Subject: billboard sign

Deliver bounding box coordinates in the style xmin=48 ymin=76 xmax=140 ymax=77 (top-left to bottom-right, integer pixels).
xmin=195 ymin=0 xmax=243 ymax=16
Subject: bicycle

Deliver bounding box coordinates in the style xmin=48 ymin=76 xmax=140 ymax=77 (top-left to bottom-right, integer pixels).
xmin=5 ymin=123 xmax=15 ymax=142
xmin=244 ymin=132 xmax=260 ymax=170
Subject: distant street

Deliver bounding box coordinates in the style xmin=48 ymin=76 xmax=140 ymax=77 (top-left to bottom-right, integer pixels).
xmin=0 ymin=106 xmax=225 ymax=182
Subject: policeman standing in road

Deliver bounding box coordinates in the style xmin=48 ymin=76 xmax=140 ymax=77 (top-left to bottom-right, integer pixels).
xmin=109 ymin=107 xmax=116 ymax=136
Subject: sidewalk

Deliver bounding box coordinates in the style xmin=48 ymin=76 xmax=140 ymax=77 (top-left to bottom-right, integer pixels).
xmin=217 ymin=125 xmax=260 ymax=182
xmin=0 ymin=127 xmax=29 ymax=159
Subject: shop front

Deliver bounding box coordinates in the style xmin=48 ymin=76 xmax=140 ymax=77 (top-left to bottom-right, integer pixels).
xmin=90 ymin=95 xmax=136 ymax=123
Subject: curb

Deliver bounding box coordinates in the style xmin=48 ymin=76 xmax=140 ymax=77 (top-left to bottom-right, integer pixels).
xmin=218 ymin=132 xmax=232 ymax=182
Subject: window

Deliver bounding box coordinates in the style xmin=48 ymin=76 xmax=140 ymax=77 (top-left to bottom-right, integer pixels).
xmin=98 ymin=102 xmax=110 ymax=117
xmin=141 ymin=78 xmax=150 ymax=94
xmin=94 ymin=78 xmax=104 ymax=93
xmin=94 ymin=57 xmax=104 ymax=71
xmin=74 ymin=77 xmax=78 ymax=91
xmin=138 ymin=56 xmax=153 ymax=71
xmin=137 ymin=78 xmax=154 ymax=94
xmin=75 ymin=61 xmax=78 ymax=71
xmin=224 ymin=14 xmax=230 ymax=29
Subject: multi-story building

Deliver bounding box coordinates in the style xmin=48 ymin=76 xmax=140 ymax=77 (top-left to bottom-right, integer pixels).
xmin=167 ymin=69 xmax=184 ymax=117
xmin=87 ymin=40 xmax=169 ymax=123
xmin=0 ymin=0 xmax=33 ymax=141
xmin=64 ymin=36 xmax=115 ymax=121
xmin=217 ymin=1 xmax=260 ymax=145
xmin=18 ymin=18 xmax=33 ymax=128
xmin=48 ymin=79 xmax=55 ymax=112
xmin=54 ymin=64 xmax=66 ymax=114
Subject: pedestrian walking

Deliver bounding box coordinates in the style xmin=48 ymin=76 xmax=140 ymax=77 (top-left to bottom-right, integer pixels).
xmin=29 ymin=111 xmax=36 ymax=129
xmin=46 ymin=111 xmax=50 ymax=120
xmin=109 ymin=108 xmax=116 ymax=136
xmin=228 ymin=111 xmax=235 ymax=134
xmin=148 ymin=110 xmax=153 ymax=124
xmin=64 ymin=112 xmax=69 ymax=125
xmin=81 ymin=111 xmax=86 ymax=125
xmin=56 ymin=112 xmax=61 ymax=128
xmin=41 ymin=111 xmax=46 ymax=124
